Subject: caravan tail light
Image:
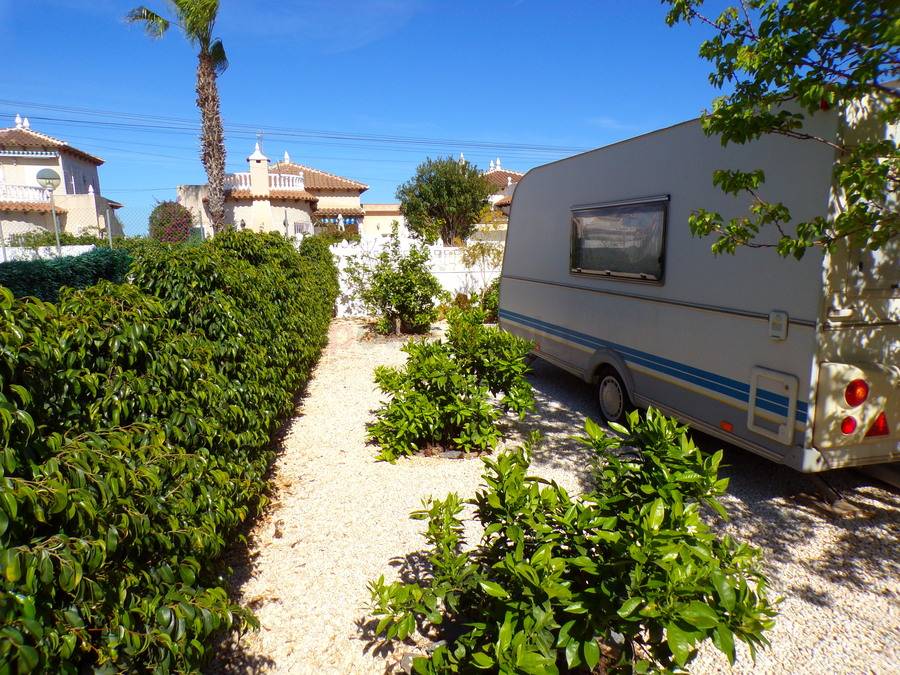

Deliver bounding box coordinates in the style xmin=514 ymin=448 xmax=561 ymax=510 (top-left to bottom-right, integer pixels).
xmin=865 ymin=412 xmax=890 ymax=438
xmin=844 ymin=379 xmax=869 ymax=407
xmin=840 ymin=417 xmax=857 ymax=435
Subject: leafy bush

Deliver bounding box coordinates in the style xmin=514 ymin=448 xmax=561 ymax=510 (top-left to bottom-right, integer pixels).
xmin=479 ymin=277 xmax=500 ymax=323
xmin=369 ymin=311 xmax=533 ymax=461
xmin=345 ymin=226 xmax=443 ymax=334
xmin=369 ymin=409 xmax=777 ymax=673
xmin=0 ymin=231 xmax=337 ymax=672
xmin=0 ymin=247 xmax=132 ymax=302
xmin=148 ymin=200 xmax=195 ymax=243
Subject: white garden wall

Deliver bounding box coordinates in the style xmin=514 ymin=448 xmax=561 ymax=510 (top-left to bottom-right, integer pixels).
xmin=329 ymin=239 xmax=499 ymax=317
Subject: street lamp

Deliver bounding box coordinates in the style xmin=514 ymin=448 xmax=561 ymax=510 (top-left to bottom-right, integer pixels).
xmin=36 ymin=168 xmax=62 ymax=255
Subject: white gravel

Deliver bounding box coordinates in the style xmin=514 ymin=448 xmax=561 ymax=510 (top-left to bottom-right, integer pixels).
xmin=209 ymin=319 xmax=899 ymax=674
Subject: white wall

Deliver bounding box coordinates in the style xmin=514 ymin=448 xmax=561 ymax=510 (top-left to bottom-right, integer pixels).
xmin=329 ymin=239 xmax=500 ymax=317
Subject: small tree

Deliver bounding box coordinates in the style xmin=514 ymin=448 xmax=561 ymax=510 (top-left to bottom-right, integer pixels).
xmin=149 ymin=201 xmax=194 ymax=243
xmin=344 ymin=225 xmax=443 ymax=334
xmin=664 ymin=0 xmax=899 ymax=258
xmin=397 ymin=157 xmax=495 ymax=245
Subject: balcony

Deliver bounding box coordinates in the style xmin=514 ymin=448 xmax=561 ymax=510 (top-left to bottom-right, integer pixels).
xmin=224 ymin=172 xmax=305 ymax=191
xmin=0 ymin=184 xmax=50 ymax=203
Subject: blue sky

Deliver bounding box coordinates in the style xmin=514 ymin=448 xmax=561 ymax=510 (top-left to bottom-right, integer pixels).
xmin=1 ymin=0 xmax=723 ymax=234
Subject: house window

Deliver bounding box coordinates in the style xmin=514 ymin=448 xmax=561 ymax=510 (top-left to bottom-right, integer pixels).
xmin=570 ymin=196 xmax=668 ymax=282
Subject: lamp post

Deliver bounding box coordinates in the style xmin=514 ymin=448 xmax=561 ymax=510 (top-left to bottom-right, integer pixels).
xmin=36 ymin=169 xmax=62 ymax=255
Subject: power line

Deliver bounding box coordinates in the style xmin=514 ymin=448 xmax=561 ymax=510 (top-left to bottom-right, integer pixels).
xmin=0 ymin=98 xmax=586 ymax=156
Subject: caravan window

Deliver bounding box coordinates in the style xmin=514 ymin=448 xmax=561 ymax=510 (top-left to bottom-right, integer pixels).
xmin=570 ymin=197 xmax=668 ymax=281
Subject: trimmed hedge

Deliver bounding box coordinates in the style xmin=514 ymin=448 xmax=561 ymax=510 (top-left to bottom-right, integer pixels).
xmin=0 ymin=232 xmax=338 ymax=672
xmin=0 ymin=248 xmax=131 ymax=303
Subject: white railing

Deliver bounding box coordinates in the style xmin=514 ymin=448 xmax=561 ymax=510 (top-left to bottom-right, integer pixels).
xmin=223 ymin=173 xmax=252 ymax=189
xmin=223 ymin=172 xmax=305 ymax=191
xmin=269 ymin=173 xmax=305 ymax=190
xmin=0 ymin=184 xmax=50 ymax=203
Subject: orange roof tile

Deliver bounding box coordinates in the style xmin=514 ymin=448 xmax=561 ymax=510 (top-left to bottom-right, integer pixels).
xmin=314 ymin=207 xmax=365 ymax=217
xmin=483 ymin=168 xmax=524 ymax=190
xmin=224 ymin=188 xmax=318 ymax=203
xmin=0 ymin=200 xmax=67 ymax=213
xmin=494 ymin=195 xmax=512 ymax=207
xmin=0 ymin=127 xmax=104 ymax=165
xmin=270 ymin=161 xmax=369 ymax=192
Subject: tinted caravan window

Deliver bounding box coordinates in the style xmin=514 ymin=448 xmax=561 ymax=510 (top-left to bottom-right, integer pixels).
xmin=570 ymin=197 xmax=668 ymax=281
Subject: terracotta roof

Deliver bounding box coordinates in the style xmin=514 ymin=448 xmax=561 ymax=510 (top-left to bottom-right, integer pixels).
xmin=0 ymin=201 xmax=67 ymax=213
xmin=270 ymin=161 xmax=369 ymax=192
xmin=483 ymin=168 xmax=524 ymax=190
xmin=314 ymin=207 xmax=365 ymax=217
xmin=494 ymin=195 xmax=512 ymax=207
xmin=0 ymin=127 xmax=104 ymax=165
xmin=223 ymin=188 xmax=318 ymax=203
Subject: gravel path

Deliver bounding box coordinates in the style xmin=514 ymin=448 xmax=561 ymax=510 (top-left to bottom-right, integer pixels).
xmin=210 ymin=319 xmax=899 ymax=674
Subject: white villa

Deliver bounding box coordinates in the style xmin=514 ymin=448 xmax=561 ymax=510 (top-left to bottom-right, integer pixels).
xmin=0 ymin=115 xmax=123 ymax=240
xmin=483 ymin=157 xmax=523 ymax=215
xmin=177 ymin=143 xmax=369 ymax=237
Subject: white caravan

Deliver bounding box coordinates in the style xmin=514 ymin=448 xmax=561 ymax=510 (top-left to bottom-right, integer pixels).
xmin=500 ymin=111 xmax=898 ymax=472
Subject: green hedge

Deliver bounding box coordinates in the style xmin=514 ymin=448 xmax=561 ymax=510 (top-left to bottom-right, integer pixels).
xmin=0 ymin=248 xmax=132 ymax=302
xmin=0 ymin=232 xmax=338 ymax=672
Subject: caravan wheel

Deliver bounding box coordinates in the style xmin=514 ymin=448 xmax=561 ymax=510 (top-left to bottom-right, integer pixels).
xmin=596 ymin=366 xmax=632 ymax=425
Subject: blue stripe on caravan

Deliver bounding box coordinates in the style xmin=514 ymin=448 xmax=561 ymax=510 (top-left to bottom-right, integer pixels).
xmin=499 ymin=308 xmax=809 ymax=423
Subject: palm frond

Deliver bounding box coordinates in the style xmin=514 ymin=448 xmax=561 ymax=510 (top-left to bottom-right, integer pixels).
xmin=170 ymin=0 xmax=219 ymax=44
xmin=125 ymin=6 xmax=170 ymax=38
xmin=208 ymin=39 xmax=229 ymax=75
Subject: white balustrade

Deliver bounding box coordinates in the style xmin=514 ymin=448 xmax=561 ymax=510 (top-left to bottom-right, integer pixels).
xmin=223 ymin=172 xmax=305 ymax=191
xmin=0 ymin=184 xmax=50 ymax=203
xmin=223 ymin=173 xmax=252 ymax=189
xmin=269 ymin=173 xmax=305 ymax=190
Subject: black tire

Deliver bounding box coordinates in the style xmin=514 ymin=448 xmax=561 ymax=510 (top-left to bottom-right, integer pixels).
xmin=595 ymin=366 xmax=633 ymax=425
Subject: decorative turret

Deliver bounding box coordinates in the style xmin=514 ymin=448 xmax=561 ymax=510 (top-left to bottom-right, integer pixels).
xmin=247 ymin=141 xmax=270 ymax=196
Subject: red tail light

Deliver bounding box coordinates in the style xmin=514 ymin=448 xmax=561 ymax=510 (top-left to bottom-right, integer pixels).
xmin=844 ymin=379 xmax=869 ymax=407
xmin=865 ymin=412 xmax=890 ymax=438
xmin=840 ymin=416 xmax=857 ymax=435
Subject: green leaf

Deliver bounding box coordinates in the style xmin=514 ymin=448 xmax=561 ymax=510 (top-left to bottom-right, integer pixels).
xmin=582 ymin=639 xmax=600 ymax=671
xmin=617 ymin=597 xmax=643 ymax=618
xmin=471 ymin=652 xmax=494 ymax=669
xmin=711 ymin=570 xmax=736 ymax=611
xmin=17 ymin=644 xmax=39 ymax=672
xmin=713 ymin=624 xmax=736 ymax=664
xmin=648 ymin=498 xmax=665 ymax=531
xmin=479 ymin=580 xmax=509 ymax=599
xmin=680 ymin=601 xmax=719 ymax=629
xmin=666 ymin=623 xmax=695 ymax=667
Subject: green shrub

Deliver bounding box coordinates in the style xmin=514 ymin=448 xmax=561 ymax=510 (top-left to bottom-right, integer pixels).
xmin=148 ymin=201 xmax=194 ymax=243
xmin=479 ymin=277 xmax=500 ymax=323
xmin=0 ymin=247 xmax=132 ymax=302
xmin=369 ymin=409 xmax=777 ymax=673
xmin=369 ymin=312 xmax=533 ymax=461
xmin=345 ymin=226 xmax=443 ymax=334
xmin=0 ymin=231 xmax=337 ymax=673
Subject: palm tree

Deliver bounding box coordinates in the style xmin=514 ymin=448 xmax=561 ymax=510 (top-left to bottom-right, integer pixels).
xmin=127 ymin=2 xmax=229 ymax=233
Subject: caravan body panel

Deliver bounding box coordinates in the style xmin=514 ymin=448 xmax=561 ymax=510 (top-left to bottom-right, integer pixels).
xmin=500 ymin=113 xmax=899 ymax=471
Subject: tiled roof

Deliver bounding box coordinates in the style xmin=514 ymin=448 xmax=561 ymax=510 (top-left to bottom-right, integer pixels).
xmin=224 ymin=188 xmax=318 ymax=203
xmin=314 ymin=207 xmax=365 ymax=217
xmin=494 ymin=195 xmax=512 ymax=207
xmin=0 ymin=127 xmax=104 ymax=165
xmin=270 ymin=161 xmax=369 ymax=192
xmin=483 ymin=168 xmax=524 ymax=190
xmin=0 ymin=201 xmax=67 ymax=213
